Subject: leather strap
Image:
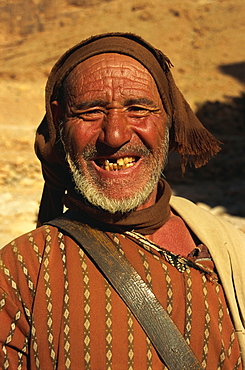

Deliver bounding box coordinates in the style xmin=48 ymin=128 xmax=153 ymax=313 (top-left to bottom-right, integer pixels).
xmin=47 ymin=216 xmax=202 ymax=370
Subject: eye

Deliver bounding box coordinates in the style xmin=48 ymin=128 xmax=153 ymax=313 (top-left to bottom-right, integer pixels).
xmin=79 ymin=109 xmax=106 ymax=121
xmin=126 ymin=106 xmax=150 ymax=117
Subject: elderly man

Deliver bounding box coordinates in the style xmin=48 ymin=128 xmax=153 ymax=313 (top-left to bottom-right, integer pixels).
xmin=0 ymin=33 xmax=244 ymax=369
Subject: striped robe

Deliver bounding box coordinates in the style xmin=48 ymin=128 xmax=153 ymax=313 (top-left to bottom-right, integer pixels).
xmin=0 ymin=218 xmax=242 ymax=369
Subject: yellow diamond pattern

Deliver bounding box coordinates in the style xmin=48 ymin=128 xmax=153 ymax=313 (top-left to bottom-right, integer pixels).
xmin=58 ymin=232 xmax=71 ymax=369
xmin=79 ymin=248 xmax=91 ymax=368
xmin=127 ymin=310 xmax=134 ymax=368
xmin=105 ymin=281 xmax=113 ymax=369
xmin=138 ymin=249 xmax=153 ymax=369
xmin=43 ymin=227 xmax=56 ymax=367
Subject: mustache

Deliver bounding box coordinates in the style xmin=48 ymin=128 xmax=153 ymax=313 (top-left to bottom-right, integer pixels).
xmin=81 ymin=142 xmax=152 ymax=161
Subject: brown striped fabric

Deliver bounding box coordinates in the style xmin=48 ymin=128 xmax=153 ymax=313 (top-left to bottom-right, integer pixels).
xmin=0 ymin=224 xmax=242 ymax=369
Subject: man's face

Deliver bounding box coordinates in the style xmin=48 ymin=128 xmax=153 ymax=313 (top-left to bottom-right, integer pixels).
xmin=54 ymin=53 xmax=169 ymax=213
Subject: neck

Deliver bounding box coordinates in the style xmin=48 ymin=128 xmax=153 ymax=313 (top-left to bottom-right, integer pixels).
xmin=135 ymin=186 xmax=158 ymax=211
xmin=146 ymin=211 xmax=197 ymax=256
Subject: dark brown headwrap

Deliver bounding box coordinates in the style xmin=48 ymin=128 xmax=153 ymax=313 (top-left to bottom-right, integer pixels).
xmin=35 ymin=32 xmax=221 ymax=226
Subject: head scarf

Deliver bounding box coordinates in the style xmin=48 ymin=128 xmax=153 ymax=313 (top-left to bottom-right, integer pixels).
xmin=35 ymin=32 xmax=221 ymax=226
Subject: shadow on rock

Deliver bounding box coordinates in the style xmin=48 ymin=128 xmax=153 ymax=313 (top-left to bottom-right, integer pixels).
xmin=165 ymin=93 xmax=245 ymax=217
xmin=218 ymin=61 xmax=245 ymax=85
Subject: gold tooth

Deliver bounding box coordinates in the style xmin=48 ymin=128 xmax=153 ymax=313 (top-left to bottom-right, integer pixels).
xmin=117 ymin=158 xmax=124 ymax=166
xmin=104 ymin=162 xmax=134 ymax=171
xmin=102 ymin=156 xmax=136 ymax=166
xmin=101 ymin=156 xmax=137 ymax=170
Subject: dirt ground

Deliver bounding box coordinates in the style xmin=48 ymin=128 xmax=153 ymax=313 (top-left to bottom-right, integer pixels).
xmin=0 ymin=0 xmax=245 ymax=246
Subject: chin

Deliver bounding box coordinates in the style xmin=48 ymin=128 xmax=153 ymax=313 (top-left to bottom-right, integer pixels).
xmin=76 ymin=180 xmax=156 ymax=214
xmin=68 ymin=152 xmax=162 ymax=213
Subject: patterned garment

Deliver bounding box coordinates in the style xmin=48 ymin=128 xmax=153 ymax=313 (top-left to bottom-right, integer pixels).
xmin=0 ymin=225 xmax=242 ymax=369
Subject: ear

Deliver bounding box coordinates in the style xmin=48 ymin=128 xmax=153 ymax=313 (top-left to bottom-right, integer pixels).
xmin=51 ymin=100 xmax=65 ymax=129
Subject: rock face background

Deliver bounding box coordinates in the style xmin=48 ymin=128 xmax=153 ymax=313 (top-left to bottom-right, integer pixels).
xmin=0 ymin=0 xmax=244 ymax=246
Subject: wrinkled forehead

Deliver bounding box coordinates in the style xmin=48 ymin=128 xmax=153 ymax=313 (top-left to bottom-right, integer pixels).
xmin=64 ymin=53 xmax=159 ymax=91
xmin=68 ymin=53 xmax=153 ymax=75
xmin=49 ymin=35 xmax=173 ymax=116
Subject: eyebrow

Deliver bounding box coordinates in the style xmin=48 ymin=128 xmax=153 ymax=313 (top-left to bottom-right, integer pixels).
xmin=73 ymin=98 xmax=158 ymax=111
xmin=124 ymin=98 xmax=157 ymax=107
xmin=73 ymin=100 xmax=108 ymax=110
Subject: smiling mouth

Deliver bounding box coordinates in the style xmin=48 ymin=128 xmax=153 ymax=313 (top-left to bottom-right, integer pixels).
xmin=96 ymin=156 xmax=138 ymax=171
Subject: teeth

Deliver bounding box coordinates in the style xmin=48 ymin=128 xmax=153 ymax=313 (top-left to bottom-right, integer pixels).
xmin=98 ymin=156 xmax=136 ymax=171
xmin=117 ymin=158 xmax=124 ymax=166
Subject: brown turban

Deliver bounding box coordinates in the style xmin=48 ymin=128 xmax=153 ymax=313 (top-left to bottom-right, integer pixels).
xmin=35 ymin=32 xmax=221 ymax=226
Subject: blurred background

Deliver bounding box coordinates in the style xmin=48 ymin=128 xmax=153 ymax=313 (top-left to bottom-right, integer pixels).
xmin=0 ymin=0 xmax=244 ymax=245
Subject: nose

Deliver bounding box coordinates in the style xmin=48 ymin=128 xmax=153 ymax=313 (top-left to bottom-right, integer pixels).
xmin=98 ymin=109 xmax=132 ymax=148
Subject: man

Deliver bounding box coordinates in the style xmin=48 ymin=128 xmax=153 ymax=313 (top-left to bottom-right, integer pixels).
xmin=0 ymin=33 xmax=244 ymax=369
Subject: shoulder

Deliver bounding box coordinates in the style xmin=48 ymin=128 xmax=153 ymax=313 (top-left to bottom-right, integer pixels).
xmin=170 ymin=194 xmax=245 ymax=272
xmin=170 ymin=195 xmax=245 ymax=335
xmin=170 ymin=195 xmax=245 ymax=299
xmin=0 ymin=224 xmax=68 ymax=300
xmin=0 ymin=224 xmax=64 ymax=281
xmin=170 ymin=195 xmax=245 ymax=244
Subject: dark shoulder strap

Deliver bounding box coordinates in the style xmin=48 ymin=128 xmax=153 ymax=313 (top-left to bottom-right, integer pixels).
xmin=47 ymin=217 xmax=202 ymax=370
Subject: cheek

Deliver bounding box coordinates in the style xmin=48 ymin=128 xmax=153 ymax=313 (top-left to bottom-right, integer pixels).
xmin=63 ymin=119 xmax=100 ymax=155
xmin=132 ymin=115 xmax=167 ymax=149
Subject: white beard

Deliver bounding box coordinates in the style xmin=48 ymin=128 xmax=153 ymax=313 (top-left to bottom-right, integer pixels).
xmin=61 ymin=126 xmax=169 ymax=214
